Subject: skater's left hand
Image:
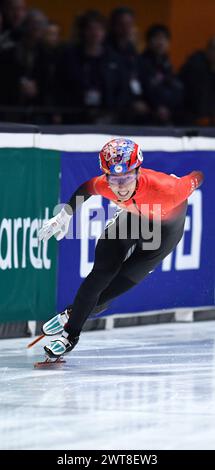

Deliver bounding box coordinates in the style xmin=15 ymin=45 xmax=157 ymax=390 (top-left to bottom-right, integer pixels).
xmin=38 ymin=208 xmax=72 ymax=242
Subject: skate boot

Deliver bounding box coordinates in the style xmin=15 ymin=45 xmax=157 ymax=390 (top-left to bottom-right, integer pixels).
xmin=27 ymin=308 xmax=71 ymax=350
xmin=44 ymin=331 xmax=79 ymax=359
xmin=42 ymin=302 xmax=108 ymax=336
xmin=42 ymin=307 xmax=72 ymax=336
xmin=29 ymin=303 xmax=107 ymax=351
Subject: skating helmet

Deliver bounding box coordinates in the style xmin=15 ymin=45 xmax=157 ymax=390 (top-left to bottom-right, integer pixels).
xmin=99 ymin=138 xmax=143 ymax=175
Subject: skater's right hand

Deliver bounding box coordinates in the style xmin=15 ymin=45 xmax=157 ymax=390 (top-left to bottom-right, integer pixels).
xmin=38 ymin=208 xmax=72 ymax=242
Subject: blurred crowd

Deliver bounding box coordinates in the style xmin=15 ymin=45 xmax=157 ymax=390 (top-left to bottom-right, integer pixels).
xmin=0 ymin=0 xmax=215 ymax=126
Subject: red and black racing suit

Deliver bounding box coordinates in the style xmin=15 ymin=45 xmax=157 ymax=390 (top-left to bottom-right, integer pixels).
xmin=64 ymin=167 xmax=204 ymax=337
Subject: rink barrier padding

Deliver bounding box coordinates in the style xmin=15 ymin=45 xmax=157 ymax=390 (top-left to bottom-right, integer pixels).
xmin=0 ymin=147 xmax=60 ymax=322
xmin=0 ymin=321 xmax=30 ymax=339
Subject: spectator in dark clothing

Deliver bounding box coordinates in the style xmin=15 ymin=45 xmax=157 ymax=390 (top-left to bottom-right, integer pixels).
xmin=139 ymin=24 xmax=184 ymax=125
xmin=55 ymin=10 xmax=128 ymax=124
xmin=108 ymin=6 xmax=151 ymax=124
xmin=108 ymin=6 xmax=138 ymax=53
xmin=0 ymin=9 xmax=15 ymax=50
xmin=1 ymin=0 xmax=27 ymax=44
xmin=180 ymin=37 xmax=215 ymax=125
xmin=2 ymin=0 xmax=27 ymax=30
xmin=34 ymin=21 xmax=61 ymax=122
xmin=43 ymin=21 xmax=60 ymax=48
xmin=0 ymin=9 xmax=48 ymax=112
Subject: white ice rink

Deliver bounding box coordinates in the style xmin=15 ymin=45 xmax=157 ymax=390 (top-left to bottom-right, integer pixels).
xmin=1 ymin=320 xmax=215 ymax=450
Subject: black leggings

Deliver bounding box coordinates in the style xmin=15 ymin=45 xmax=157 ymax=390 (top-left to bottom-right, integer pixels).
xmin=65 ymin=208 xmax=186 ymax=337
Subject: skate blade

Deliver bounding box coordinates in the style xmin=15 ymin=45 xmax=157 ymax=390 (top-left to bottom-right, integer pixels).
xmin=34 ymin=357 xmax=66 ymax=368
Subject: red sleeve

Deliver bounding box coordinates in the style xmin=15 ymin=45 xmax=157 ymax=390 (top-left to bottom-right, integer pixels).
xmin=65 ymin=176 xmax=100 ymax=214
xmin=171 ymin=171 xmax=204 ymax=206
xmin=84 ymin=176 xmax=99 ymax=195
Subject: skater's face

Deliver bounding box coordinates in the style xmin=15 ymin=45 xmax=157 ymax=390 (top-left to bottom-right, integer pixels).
xmin=107 ymin=169 xmax=138 ymax=201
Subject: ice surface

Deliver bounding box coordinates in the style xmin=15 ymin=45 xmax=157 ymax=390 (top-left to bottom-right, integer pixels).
xmin=0 ymin=321 xmax=215 ymax=450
